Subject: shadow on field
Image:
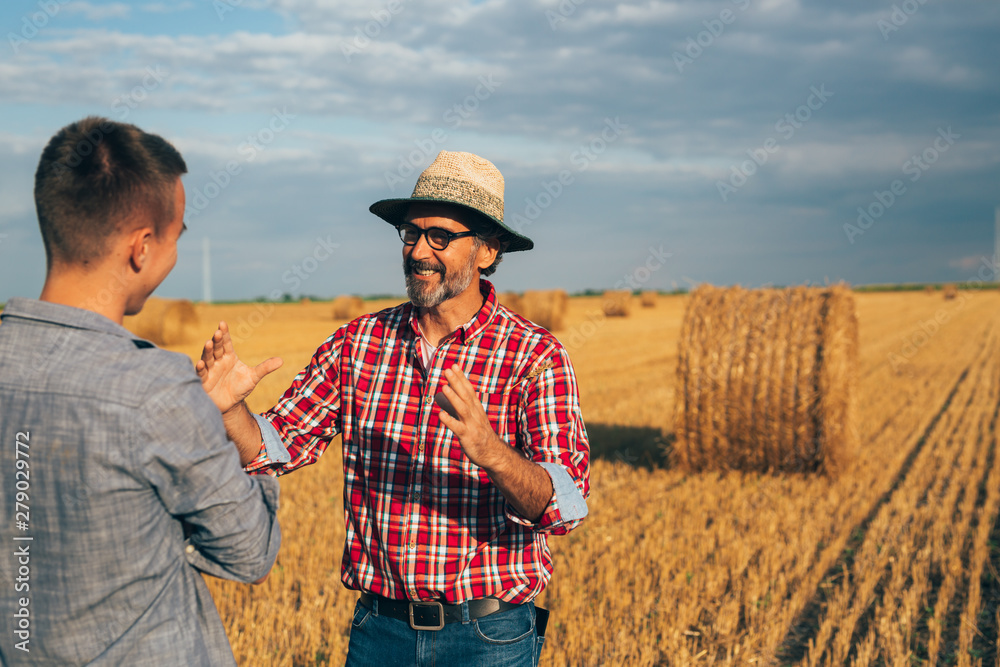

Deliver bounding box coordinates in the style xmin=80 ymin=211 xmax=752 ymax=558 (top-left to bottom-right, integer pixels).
xmin=586 ymin=423 xmax=674 ymax=470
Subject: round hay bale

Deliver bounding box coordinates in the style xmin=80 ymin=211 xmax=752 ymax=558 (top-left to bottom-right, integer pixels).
xmin=943 ymin=284 xmax=958 ymax=300
xmin=673 ymin=284 xmax=859 ymax=475
xmin=519 ymin=290 xmax=568 ymax=331
xmin=123 ymin=298 xmax=199 ymax=346
xmin=640 ymin=291 xmax=657 ymax=308
xmin=602 ymin=290 xmax=632 ymax=317
xmin=498 ymin=291 xmax=523 ymax=314
xmin=924 ymin=285 xmax=936 ymax=295
xmin=332 ymin=295 xmax=366 ymax=320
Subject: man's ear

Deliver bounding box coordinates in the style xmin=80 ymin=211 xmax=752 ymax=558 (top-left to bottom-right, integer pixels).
xmin=477 ymin=237 xmax=500 ymax=271
xmin=127 ymin=227 xmax=155 ymax=272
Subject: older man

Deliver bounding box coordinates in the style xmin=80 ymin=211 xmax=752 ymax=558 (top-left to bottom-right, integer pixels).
xmin=199 ymin=151 xmax=590 ymax=666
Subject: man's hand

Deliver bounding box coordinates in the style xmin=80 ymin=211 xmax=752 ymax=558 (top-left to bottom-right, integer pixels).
xmin=437 ymin=365 xmax=553 ymax=521
xmin=196 ymin=321 xmax=283 ymax=415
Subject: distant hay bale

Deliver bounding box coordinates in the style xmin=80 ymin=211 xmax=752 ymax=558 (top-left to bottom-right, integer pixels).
xmin=519 ymin=289 xmax=569 ymax=331
xmin=300 ymin=297 xmax=312 ymax=304
xmin=640 ymin=291 xmax=657 ymax=308
xmin=943 ymin=284 xmax=958 ymax=300
xmin=123 ymin=298 xmax=199 ymax=346
xmin=924 ymin=285 xmax=936 ymax=295
xmin=332 ymin=295 xmax=366 ymax=320
xmin=674 ymin=284 xmax=859 ymax=475
xmin=498 ymin=291 xmax=523 ymax=314
xmin=602 ymin=290 xmax=632 ymax=317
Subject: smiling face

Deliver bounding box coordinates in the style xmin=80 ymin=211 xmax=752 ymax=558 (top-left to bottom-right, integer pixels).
xmin=401 ymin=203 xmax=494 ymax=309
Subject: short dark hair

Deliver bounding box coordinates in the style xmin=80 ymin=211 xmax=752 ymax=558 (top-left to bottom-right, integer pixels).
xmin=34 ymin=116 xmax=187 ymax=267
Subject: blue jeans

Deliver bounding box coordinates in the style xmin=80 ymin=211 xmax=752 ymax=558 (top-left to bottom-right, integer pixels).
xmin=345 ymin=597 xmax=546 ymax=667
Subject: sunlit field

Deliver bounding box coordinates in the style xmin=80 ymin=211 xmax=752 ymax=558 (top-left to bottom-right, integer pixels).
xmin=162 ymin=289 xmax=1000 ymax=666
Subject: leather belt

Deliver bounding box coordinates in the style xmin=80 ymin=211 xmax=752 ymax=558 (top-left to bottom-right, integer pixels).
xmin=359 ymin=592 xmax=522 ymax=631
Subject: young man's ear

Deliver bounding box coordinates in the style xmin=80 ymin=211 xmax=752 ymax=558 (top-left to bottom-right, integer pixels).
xmin=127 ymin=227 xmax=155 ymax=272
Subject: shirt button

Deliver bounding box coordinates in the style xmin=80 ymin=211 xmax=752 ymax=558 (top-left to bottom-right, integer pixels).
xmin=418 ymin=444 xmax=425 ymax=452
xmin=424 ymin=396 xmax=434 ymax=406
xmin=185 ymin=544 xmax=195 ymax=554
xmin=409 ymin=540 xmax=417 ymax=550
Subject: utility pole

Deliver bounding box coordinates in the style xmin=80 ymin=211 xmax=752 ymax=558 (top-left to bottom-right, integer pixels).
xmin=202 ymin=237 xmax=212 ymax=303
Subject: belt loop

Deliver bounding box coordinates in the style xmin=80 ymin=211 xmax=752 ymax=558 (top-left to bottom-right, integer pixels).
xmin=461 ymin=600 xmax=470 ymax=624
xmin=372 ymin=596 xmax=379 ymax=617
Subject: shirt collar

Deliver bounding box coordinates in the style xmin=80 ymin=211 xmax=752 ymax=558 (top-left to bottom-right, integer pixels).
xmin=0 ymin=297 xmax=144 ymax=341
xmin=406 ymin=279 xmax=499 ymax=346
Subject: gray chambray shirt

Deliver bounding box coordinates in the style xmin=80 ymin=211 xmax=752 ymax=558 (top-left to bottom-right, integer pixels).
xmin=0 ymin=298 xmax=283 ymax=666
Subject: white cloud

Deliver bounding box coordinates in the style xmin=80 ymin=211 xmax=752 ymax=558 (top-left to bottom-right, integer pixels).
xmin=142 ymin=2 xmax=195 ymax=13
xmin=63 ymin=1 xmax=131 ymax=21
xmin=889 ymin=46 xmax=981 ymax=88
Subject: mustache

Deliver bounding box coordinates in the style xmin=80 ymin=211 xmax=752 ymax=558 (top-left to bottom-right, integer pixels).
xmin=405 ymin=259 xmax=446 ymax=275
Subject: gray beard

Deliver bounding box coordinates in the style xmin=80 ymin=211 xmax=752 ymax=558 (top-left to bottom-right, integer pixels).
xmin=404 ymin=250 xmax=479 ymax=308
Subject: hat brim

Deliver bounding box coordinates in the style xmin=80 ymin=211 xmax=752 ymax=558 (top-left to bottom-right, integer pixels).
xmin=369 ymin=196 xmax=534 ymax=252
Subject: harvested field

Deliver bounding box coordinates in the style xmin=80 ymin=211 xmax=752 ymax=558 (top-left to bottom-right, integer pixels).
xmin=159 ymin=288 xmax=1000 ymax=666
xmin=123 ymin=297 xmax=199 ymax=345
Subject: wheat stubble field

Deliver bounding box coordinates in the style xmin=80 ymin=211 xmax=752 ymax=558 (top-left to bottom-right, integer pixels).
xmin=163 ymin=289 xmax=1000 ymax=666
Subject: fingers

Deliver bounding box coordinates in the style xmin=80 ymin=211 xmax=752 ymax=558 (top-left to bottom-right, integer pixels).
xmin=200 ymin=337 xmax=216 ymax=370
xmin=200 ymin=322 xmax=227 ymax=368
xmin=211 ymin=323 xmax=227 ymax=361
xmin=253 ymin=356 xmax=284 ymax=381
xmin=442 ymin=366 xmax=476 ymax=403
xmin=219 ymin=320 xmax=235 ymax=358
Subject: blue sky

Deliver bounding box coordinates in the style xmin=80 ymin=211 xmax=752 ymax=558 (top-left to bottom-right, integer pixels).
xmin=1 ymin=0 xmax=998 ymax=301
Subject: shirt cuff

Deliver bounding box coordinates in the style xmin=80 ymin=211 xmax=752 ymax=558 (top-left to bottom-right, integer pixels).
xmin=243 ymin=413 xmax=291 ymax=474
xmin=505 ymin=462 xmax=588 ymax=532
xmin=184 ymin=475 xmax=281 ymax=581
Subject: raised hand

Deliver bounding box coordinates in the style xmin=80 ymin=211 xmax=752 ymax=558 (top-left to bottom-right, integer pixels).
xmin=195 ymin=321 xmax=283 ymax=415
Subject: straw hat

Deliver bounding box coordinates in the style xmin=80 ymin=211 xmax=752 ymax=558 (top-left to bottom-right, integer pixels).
xmin=369 ymin=150 xmax=534 ymax=252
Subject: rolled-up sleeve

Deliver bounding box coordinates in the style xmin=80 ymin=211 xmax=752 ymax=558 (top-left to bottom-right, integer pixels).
xmin=505 ymin=347 xmax=591 ymax=535
xmin=138 ymin=377 xmax=281 ymax=583
xmin=243 ymin=327 xmax=344 ymax=477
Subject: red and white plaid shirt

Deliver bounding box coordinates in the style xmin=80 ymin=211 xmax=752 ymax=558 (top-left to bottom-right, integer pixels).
xmin=246 ymin=280 xmax=590 ymax=604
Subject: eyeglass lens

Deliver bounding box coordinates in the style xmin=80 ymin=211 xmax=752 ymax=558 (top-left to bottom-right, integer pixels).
xmin=399 ymin=225 xmax=451 ymax=250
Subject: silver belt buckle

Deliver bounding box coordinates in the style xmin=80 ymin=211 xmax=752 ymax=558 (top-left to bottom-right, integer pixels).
xmin=408 ymin=600 xmax=445 ymax=631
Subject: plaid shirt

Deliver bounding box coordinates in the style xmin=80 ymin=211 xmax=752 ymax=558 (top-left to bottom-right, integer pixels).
xmin=247 ymin=280 xmax=590 ymax=603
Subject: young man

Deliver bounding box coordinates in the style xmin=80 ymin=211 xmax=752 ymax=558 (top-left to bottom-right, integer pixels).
xmin=199 ymin=151 xmax=590 ymax=666
xmin=0 ymin=117 xmax=282 ymax=666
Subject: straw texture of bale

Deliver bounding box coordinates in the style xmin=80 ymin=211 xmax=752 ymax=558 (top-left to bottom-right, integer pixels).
xmin=332 ymin=295 xmax=366 ymax=320
xmin=602 ymin=290 xmax=632 ymax=317
xmin=123 ymin=298 xmax=199 ymax=346
xmin=943 ymin=284 xmax=958 ymax=300
xmin=518 ymin=289 xmax=569 ymax=331
xmin=498 ymin=291 xmax=523 ymax=314
xmin=640 ymin=291 xmax=657 ymax=308
xmin=674 ymin=284 xmax=859 ymax=475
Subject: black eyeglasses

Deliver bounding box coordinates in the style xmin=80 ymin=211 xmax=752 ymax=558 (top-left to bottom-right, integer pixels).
xmin=396 ymin=222 xmax=478 ymax=250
